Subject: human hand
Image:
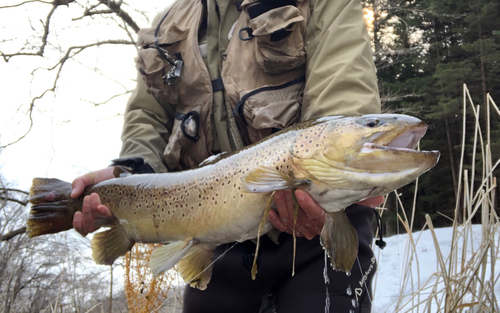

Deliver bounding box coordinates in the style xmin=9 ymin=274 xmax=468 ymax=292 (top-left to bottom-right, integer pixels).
xmin=269 ymin=189 xmax=384 ymax=240
xmin=71 ymin=167 xmax=116 ymax=237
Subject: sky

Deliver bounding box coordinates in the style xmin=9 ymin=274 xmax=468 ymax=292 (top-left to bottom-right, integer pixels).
xmin=0 ymin=1 xmax=168 ymax=190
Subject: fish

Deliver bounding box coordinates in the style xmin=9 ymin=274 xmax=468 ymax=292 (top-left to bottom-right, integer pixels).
xmin=26 ymin=114 xmax=440 ymax=290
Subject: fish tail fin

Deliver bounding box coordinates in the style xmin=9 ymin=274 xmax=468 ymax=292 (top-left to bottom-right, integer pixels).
xmin=91 ymin=222 xmax=135 ymax=265
xmin=320 ymin=211 xmax=358 ymax=272
xmin=27 ymin=178 xmax=80 ymax=238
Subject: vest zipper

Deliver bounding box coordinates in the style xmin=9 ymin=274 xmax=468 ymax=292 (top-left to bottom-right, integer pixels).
xmin=231 ymin=76 xmax=306 ymax=123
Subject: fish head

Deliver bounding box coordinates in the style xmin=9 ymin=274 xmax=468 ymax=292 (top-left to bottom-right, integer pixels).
xmin=291 ymin=114 xmax=440 ymax=210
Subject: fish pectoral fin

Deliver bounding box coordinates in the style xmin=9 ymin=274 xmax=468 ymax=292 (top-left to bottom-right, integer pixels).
xmin=266 ymin=228 xmax=281 ymax=245
xmin=241 ymin=166 xmax=310 ymax=193
xmin=91 ymin=223 xmax=135 ymax=265
xmin=150 ymin=240 xmax=194 ymax=277
xmin=320 ymin=211 xmax=358 ymax=272
xmin=177 ymin=244 xmax=215 ymax=290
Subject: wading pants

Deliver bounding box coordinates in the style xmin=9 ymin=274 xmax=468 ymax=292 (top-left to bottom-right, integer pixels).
xmin=183 ymin=204 xmax=377 ymax=313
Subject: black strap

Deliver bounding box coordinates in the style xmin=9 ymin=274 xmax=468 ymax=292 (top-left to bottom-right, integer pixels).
xmin=111 ymin=158 xmax=155 ymax=174
xmin=246 ymin=0 xmax=296 ymax=19
xmin=234 ymin=0 xmax=243 ymax=11
xmin=211 ymin=78 xmax=225 ymax=92
xmin=373 ymin=209 xmax=387 ymax=249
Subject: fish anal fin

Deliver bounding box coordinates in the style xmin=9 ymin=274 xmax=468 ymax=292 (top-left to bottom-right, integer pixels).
xmin=177 ymin=244 xmax=215 ymax=290
xmin=320 ymin=211 xmax=358 ymax=272
xmin=266 ymin=228 xmax=281 ymax=245
xmin=149 ymin=240 xmax=194 ymax=277
xmin=91 ymin=223 xmax=135 ymax=265
xmin=242 ymin=166 xmax=310 ymax=193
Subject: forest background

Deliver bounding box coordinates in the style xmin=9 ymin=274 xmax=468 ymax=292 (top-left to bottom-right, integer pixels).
xmin=0 ymin=0 xmax=499 ymax=311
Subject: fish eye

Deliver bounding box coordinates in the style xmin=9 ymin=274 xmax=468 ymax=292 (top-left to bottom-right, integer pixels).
xmin=366 ymin=119 xmax=380 ymax=128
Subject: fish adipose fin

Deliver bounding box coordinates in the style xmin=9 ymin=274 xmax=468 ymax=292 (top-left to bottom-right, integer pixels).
xmin=177 ymin=244 xmax=215 ymax=290
xmin=150 ymin=240 xmax=194 ymax=277
xmin=27 ymin=178 xmax=80 ymax=238
xmin=320 ymin=211 xmax=358 ymax=272
xmin=241 ymin=166 xmax=310 ymax=193
xmin=91 ymin=223 xmax=135 ymax=265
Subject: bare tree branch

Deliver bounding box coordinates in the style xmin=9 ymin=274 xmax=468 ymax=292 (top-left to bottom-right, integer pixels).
xmin=0 ymin=227 xmax=27 ymax=241
xmin=0 ymin=188 xmax=29 ymax=196
xmin=88 ymin=89 xmax=133 ymax=107
xmin=1 ymin=0 xmax=76 ymax=62
xmin=0 ymin=196 xmax=28 ymax=206
xmin=73 ymin=9 xmax=113 ymax=21
xmin=99 ymin=0 xmax=140 ymax=33
xmin=0 ymin=39 xmax=134 ymax=149
xmin=0 ymin=0 xmax=52 ymax=9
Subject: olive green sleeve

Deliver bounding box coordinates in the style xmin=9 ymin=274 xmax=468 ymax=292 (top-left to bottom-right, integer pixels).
xmin=119 ymin=73 xmax=174 ymax=173
xmin=302 ymin=0 xmax=381 ymax=121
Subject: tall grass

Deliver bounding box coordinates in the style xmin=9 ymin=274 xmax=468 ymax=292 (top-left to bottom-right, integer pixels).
xmin=374 ymin=85 xmax=499 ymax=312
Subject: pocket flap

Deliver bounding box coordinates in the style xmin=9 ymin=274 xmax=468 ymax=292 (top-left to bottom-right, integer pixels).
xmin=245 ymin=99 xmax=300 ymax=129
xmin=251 ymin=6 xmax=304 ymax=36
xmin=241 ymin=82 xmax=303 ymax=130
xmin=137 ymin=23 xmax=189 ymax=46
xmin=136 ymin=48 xmax=165 ymax=75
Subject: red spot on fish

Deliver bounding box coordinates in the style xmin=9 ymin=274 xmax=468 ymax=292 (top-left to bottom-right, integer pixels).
xmin=45 ymin=191 xmax=56 ymax=201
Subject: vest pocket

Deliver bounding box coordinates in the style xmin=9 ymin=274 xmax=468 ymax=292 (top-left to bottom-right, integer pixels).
xmin=242 ymin=2 xmax=306 ymax=74
xmin=135 ymin=24 xmax=189 ymax=105
xmin=163 ymin=107 xmax=211 ymax=171
xmin=232 ymin=77 xmax=304 ymax=143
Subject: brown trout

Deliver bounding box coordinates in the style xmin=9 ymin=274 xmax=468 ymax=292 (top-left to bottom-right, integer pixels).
xmin=27 ymin=114 xmax=439 ymax=290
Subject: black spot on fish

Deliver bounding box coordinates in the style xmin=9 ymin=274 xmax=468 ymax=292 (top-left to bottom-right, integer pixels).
xmin=317 ymin=189 xmax=329 ymax=197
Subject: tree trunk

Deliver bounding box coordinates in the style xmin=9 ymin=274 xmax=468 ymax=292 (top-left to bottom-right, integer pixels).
xmin=479 ymin=30 xmax=488 ymax=105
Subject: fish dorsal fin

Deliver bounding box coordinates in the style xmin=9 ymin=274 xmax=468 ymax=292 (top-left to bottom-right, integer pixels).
xmin=113 ymin=166 xmax=132 ymax=178
xmin=150 ymin=240 xmax=194 ymax=277
xmin=177 ymin=244 xmax=215 ymax=290
xmin=241 ymin=166 xmax=310 ymax=193
xmin=198 ymin=152 xmax=227 ymax=167
xmin=320 ymin=211 xmax=358 ymax=272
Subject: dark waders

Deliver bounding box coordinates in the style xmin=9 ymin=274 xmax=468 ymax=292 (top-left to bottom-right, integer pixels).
xmin=183 ymin=204 xmax=376 ymax=313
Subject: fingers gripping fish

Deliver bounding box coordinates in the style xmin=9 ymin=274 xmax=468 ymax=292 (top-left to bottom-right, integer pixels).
xmin=26 ymin=114 xmax=440 ymax=290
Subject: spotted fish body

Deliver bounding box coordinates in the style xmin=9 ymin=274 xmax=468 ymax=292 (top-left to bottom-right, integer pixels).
xmin=93 ymin=131 xmax=298 ymax=246
xmin=27 ymin=114 xmax=440 ymax=290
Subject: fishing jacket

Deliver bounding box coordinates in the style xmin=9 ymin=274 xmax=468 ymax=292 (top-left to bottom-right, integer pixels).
xmin=118 ymin=0 xmax=380 ymax=173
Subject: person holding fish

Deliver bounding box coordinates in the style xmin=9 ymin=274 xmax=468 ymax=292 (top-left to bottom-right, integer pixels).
xmin=70 ymin=0 xmax=387 ymax=312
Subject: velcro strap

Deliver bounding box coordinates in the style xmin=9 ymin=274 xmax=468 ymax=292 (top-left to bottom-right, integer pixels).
xmin=246 ymin=0 xmax=296 ymax=19
xmin=211 ymin=78 xmax=225 ymax=92
xmin=111 ymin=157 xmax=155 ymax=174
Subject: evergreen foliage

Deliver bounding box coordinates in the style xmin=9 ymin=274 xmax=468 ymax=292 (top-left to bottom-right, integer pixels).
xmin=363 ymin=0 xmax=500 ymax=232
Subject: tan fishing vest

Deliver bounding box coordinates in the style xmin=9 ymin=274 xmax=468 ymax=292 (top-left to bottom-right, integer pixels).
xmin=135 ymin=0 xmax=309 ymax=170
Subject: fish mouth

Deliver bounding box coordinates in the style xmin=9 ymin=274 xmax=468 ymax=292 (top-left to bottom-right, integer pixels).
xmin=352 ymin=123 xmax=440 ymax=174
xmin=361 ymin=125 xmax=428 ymax=153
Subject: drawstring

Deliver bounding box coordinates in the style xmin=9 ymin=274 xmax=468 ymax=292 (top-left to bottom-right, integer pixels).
xmin=373 ymin=209 xmax=386 ymax=249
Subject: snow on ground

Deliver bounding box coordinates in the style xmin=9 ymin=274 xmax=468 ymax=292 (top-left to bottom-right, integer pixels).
xmin=372 ymin=225 xmax=499 ymax=312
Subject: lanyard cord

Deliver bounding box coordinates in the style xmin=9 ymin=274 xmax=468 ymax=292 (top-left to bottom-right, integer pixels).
xmin=154 ymin=9 xmax=177 ymax=66
xmin=373 ymin=209 xmax=386 ymax=249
